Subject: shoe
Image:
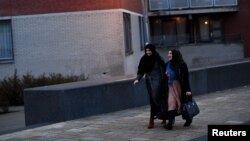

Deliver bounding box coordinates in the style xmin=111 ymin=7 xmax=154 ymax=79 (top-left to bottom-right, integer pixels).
xmin=147 ymin=118 xmax=154 ymax=129
xmin=161 ymin=119 xmax=166 ymax=125
xmin=164 ymin=123 xmax=173 ymax=130
xmin=184 ymin=119 xmax=192 ymax=127
xmin=164 ymin=110 xmax=175 ymax=130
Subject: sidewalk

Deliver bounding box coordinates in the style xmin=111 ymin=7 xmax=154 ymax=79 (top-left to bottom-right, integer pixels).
xmin=0 ymin=85 xmax=250 ymax=141
xmin=0 ymin=106 xmax=25 ymax=135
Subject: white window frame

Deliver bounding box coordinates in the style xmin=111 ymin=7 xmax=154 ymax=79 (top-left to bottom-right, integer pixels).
xmin=123 ymin=12 xmax=133 ymax=56
xmin=0 ymin=20 xmax=14 ymax=62
xmin=139 ymin=16 xmax=147 ymax=51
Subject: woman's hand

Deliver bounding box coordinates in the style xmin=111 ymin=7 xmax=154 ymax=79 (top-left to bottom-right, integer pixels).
xmin=165 ymin=71 xmax=170 ymax=78
xmin=133 ymin=80 xmax=139 ymax=85
xmin=186 ymin=91 xmax=192 ymax=96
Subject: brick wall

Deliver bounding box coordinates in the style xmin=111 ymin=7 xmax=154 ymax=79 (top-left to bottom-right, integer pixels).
xmin=0 ymin=10 xmax=136 ymax=79
xmin=224 ymin=0 xmax=250 ymax=57
xmin=0 ymin=0 xmax=142 ymax=16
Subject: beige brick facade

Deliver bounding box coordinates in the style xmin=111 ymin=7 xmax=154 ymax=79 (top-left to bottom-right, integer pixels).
xmin=0 ymin=9 xmax=144 ymax=79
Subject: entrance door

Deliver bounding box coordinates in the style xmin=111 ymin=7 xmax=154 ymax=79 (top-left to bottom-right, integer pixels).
xmin=199 ymin=17 xmax=210 ymax=42
xmin=211 ymin=19 xmax=222 ymax=42
xmin=162 ymin=20 xmax=177 ymax=46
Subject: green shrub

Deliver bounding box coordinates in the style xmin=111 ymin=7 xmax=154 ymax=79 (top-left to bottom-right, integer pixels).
xmin=0 ymin=70 xmax=22 ymax=106
xmin=0 ymin=71 xmax=87 ymax=107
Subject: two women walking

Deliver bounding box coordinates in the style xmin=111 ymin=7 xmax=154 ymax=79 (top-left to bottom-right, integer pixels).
xmin=134 ymin=43 xmax=193 ymax=130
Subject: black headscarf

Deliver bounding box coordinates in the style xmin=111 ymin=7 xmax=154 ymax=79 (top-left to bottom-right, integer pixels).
xmin=137 ymin=44 xmax=165 ymax=74
xmin=169 ymin=49 xmax=184 ymax=73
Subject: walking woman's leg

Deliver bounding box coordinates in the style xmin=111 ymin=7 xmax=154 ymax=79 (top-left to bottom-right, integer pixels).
xmin=148 ymin=93 xmax=156 ymax=129
xmin=172 ymin=81 xmax=182 ymax=114
xmin=146 ymin=79 xmax=155 ymax=129
xmin=148 ymin=106 xmax=155 ymax=128
xmin=164 ymin=110 xmax=175 ymax=130
xmin=184 ymin=118 xmax=193 ymax=127
xmin=164 ymin=87 xmax=176 ymax=130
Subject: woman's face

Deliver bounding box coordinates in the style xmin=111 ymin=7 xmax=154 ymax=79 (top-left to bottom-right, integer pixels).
xmin=168 ymin=50 xmax=173 ymax=60
xmin=146 ymin=48 xmax=152 ymax=56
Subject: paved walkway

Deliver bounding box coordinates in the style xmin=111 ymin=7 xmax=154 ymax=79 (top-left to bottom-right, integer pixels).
xmin=0 ymin=85 xmax=250 ymax=141
xmin=0 ymin=106 xmax=25 ymax=135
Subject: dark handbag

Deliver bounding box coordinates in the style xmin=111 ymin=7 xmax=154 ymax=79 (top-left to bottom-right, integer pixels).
xmin=182 ymin=96 xmax=200 ymax=119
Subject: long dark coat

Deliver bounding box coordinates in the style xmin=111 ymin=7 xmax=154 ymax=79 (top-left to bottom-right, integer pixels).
xmin=136 ymin=53 xmax=166 ymax=118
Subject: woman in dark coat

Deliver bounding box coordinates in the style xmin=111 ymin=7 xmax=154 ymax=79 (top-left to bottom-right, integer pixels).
xmin=133 ymin=43 xmax=166 ymax=129
xmin=164 ymin=49 xmax=193 ymax=130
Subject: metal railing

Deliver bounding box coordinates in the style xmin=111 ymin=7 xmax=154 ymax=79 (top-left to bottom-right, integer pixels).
xmin=149 ymin=0 xmax=238 ymax=11
xmin=151 ymin=33 xmax=243 ymax=48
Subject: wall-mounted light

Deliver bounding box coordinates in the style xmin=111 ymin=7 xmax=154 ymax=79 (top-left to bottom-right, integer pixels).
xmin=176 ymin=17 xmax=180 ymax=22
xmin=204 ymin=21 xmax=208 ymax=25
xmin=155 ymin=20 xmax=161 ymax=24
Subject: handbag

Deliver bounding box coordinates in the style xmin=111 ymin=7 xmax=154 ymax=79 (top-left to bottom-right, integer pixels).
xmin=182 ymin=96 xmax=200 ymax=119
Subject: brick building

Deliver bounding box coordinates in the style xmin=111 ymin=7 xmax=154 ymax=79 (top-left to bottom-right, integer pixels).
xmin=0 ymin=0 xmax=250 ymax=79
xmin=0 ymin=0 xmax=146 ymax=79
xmin=144 ymin=0 xmax=250 ymax=67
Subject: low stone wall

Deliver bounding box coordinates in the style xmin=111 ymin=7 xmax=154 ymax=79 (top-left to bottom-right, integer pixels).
xmin=189 ymin=60 xmax=250 ymax=95
xmin=23 ymin=75 xmax=148 ymax=126
xmin=24 ymin=60 xmax=250 ymax=126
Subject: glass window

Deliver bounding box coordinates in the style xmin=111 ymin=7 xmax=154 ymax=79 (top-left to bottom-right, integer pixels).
xmin=0 ymin=20 xmax=14 ymax=61
xmin=139 ymin=16 xmax=147 ymax=50
xmin=199 ymin=17 xmax=211 ymax=42
xmin=162 ymin=20 xmax=178 ymax=46
xmin=150 ymin=19 xmax=163 ymax=47
xmin=176 ymin=17 xmax=189 ymax=44
xmin=170 ymin=0 xmax=189 ymax=9
xmin=214 ymin=0 xmax=238 ymax=6
xmin=211 ymin=19 xmax=222 ymax=42
xmin=123 ymin=13 xmax=133 ymax=56
xmin=190 ymin=0 xmax=213 ymax=7
xmin=149 ymin=0 xmax=169 ymax=11
xmin=151 ymin=17 xmax=189 ymax=47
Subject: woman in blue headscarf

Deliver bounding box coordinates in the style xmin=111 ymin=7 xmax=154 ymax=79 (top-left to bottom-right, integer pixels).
xmin=164 ymin=49 xmax=193 ymax=130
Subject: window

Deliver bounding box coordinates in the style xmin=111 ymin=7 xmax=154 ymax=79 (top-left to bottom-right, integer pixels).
xmin=139 ymin=16 xmax=147 ymax=50
xmin=214 ymin=0 xmax=238 ymax=6
xmin=123 ymin=13 xmax=133 ymax=55
xmin=170 ymin=0 xmax=189 ymax=9
xmin=0 ymin=20 xmax=13 ymax=61
xmin=150 ymin=17 xmax=189 ymax=47
xmin=190 ymin=0 xmax=213 ymax=8
xmin=198 ymin=17 xmax=224 ymax=42
xmin=199 ymin=17 xmax=211 ymax=42
xmin=149 ymin=0 xmax=169 ymax=11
